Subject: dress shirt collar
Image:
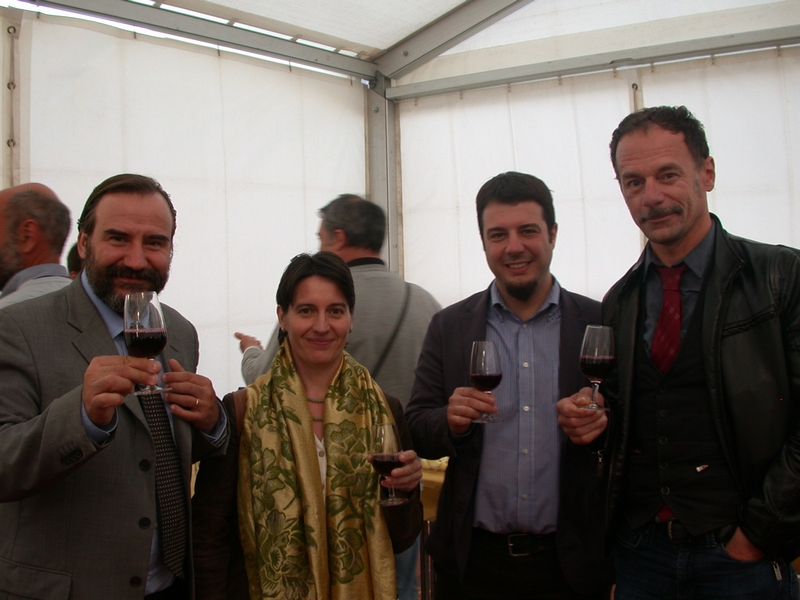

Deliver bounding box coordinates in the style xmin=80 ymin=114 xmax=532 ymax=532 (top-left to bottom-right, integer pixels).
xmin=489 ymin=277 xmax=561 ymax=323
xmin=80 ymin=270 xmax=124 ymax=340
xmin=643 ymin=219 xmax=716 ymax=279
xmin=1 ymin=263 xmax=69 ymax=296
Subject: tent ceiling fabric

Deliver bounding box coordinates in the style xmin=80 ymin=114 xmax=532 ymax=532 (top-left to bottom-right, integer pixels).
xmin=176 ymin=0 xmax=466 ymax=54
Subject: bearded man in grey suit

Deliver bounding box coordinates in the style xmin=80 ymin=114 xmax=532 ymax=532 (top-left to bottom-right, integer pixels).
xmin=0 ymin=174 xmax=228 ymax=600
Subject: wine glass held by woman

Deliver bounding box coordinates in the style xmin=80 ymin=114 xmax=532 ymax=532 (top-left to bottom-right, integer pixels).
xmin=191 ymin=252 xmax=423 ymax=600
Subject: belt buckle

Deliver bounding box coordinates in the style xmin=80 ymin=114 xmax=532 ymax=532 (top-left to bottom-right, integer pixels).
xmin=507 ymin=533 xmax=531 ymax=557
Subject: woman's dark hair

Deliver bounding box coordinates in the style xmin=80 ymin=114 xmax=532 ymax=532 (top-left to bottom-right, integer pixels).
xmin=276 ymin=251 xmax=355 ymax=343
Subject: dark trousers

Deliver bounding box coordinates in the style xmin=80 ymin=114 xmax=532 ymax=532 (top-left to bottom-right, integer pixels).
xmin=145 ymin=579 xmax=187 ymax=600
xmin=615 ymin=520 xmax=799 ymax=600
xmin=434 ymin=528 xmax=607 ymax=600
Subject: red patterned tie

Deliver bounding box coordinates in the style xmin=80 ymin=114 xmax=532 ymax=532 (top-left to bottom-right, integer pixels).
xmin=650 ymin=265 xmax=689 ymax=373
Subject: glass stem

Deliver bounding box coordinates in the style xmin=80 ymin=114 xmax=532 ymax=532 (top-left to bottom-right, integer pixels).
xmin=590 ymin=382 xmax=600 ymax=408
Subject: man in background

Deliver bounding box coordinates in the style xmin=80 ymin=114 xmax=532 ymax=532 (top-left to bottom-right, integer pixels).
xmin=0 ymin=182 xmax=71 ymax=308
xmin=67 ymin=241 xmax=83 ymax=278
xmin=558 ymin=105 xmax=800 ymax=598
xmin=406 ymin=172 xmax=611 ymax=599
xmin=235 ymin=194 xmax=441 ymax=600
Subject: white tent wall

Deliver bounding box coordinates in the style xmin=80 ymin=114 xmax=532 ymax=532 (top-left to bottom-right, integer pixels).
xmin=18 ymin=14 xmax=367 ymax=393
xmin=399 ymin=71 xmax=639 ymax=308
xmin=399 ymin=45 xmax=800 ymax=308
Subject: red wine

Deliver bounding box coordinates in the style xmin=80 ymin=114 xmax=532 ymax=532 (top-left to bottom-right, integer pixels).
xmin=125 ymin=328 xmax=167 ymax=358
xmin=579 ymin=356 xmax=615 ymax=382
xmin=471 ymin=373 xmax=502 ymax=392
xmin=371 ymin=454 xmax=403 ymax=476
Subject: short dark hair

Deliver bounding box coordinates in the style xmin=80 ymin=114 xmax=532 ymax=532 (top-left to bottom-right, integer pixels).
xmin=6 ymin=189 xmax=70 ymax=255
xmin=318 ymin=194 xmax=385 ymax=253
xmin=77 ymin=174 xmax=176 ymax=238
xmin=67 ymin=242 xmax=82 ymax=274
xmin=610 ymin=105 xmax=710 ymax=177
xmin=475 ymin=171 xmax=556 ymax=238
xmin=276 ymin=251 xmax=355 ymax=343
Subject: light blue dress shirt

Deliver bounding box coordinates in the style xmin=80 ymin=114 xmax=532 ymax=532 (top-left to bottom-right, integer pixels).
xmin=473 ymin=279 xmax=563 ymax=534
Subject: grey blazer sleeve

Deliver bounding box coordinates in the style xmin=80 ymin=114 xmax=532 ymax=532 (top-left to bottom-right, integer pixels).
xmin=240 ymin=325 xmax=280 ymax=385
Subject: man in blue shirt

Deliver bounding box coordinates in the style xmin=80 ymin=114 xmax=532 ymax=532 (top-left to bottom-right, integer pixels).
xmin=0 ymin=174 xmax=228 ymax=600
xmin=406 ymin=171 xmax=611 ymax=599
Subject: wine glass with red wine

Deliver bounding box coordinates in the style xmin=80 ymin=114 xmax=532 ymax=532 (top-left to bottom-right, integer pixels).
xmin=579 ymin=325 xmax=615 ymax=411
xmin=370 ymin=423 xmax=408 ymax=506
xmin=124 ymin=291 xmax=168 ymax=396
xmin=470 ymin=341 xmax=503 ymax=423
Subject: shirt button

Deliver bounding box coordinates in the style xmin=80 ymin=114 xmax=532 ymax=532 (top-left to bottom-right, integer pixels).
xmin=523 ymin=406 xmax=530 ymax=412
xmin=522 ymin=324 xmax=528 ymax=329
xmin=659 ymin=461 xmax=669 ymax=470
xmin=318 ymin=451 xmax=325 ymax=457
xmin=661 ymin=486 xmax=670 ymax=496
xmin=138 ymin=517 xmax=150 ymax=529
xmin=522 ymin=449 xmax=529 ymax=455
xmin=523 ymin=362 xmax=529 ymax=368
xmin=658 ymin=386 xmax=667 ymax=394
xmin=139 ymin=460 xmax=151 ymax=471
xmin=522 ymin=494 xmax=528 ymax=500
xmin=130 ymin=577 xmax=142 ymax=588
xmin=658 ymin=436 xmax=668 ymax=445
xmin=658 ymin=409 xmax=668 ymax=418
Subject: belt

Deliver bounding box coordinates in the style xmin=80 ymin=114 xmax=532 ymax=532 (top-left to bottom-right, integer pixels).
xmin=471 ymin=527 xmax=556 ymax=557
xmin=655 ymin=520 xmax=737 ymax=545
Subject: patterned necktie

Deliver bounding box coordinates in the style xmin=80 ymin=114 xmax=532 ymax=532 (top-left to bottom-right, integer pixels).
xmin=138 ymin=392 xmax=187 ymax=578
xmin=650 ymin=265 xmax=689 ymax=373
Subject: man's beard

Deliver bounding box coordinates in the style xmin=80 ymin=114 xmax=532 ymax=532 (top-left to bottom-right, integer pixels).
xmin=0 ymin=238 xmax=23 ymax=290
xmin=505 ymin=279 xmax=538 ymax=302
xmin=84 ymin=241 xmax=169 ymax=313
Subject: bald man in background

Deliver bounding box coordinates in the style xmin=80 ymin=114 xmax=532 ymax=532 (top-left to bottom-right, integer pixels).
xmin=0 ymin=183 xmax=71 ymax=309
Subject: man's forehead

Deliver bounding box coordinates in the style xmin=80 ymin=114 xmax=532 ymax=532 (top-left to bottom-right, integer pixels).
xmin=93 ymin=191 xmax=173 ymax=231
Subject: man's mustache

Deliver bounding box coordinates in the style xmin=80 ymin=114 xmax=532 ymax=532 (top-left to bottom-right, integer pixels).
xmin=638 ymin=206 xmax=682 ymax=224
xmin=106 ymin=264 xmax=163 ymax=285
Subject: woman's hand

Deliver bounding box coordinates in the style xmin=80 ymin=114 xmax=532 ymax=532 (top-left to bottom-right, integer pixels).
xmin=382 ymin=449 xmax=422 ymax=493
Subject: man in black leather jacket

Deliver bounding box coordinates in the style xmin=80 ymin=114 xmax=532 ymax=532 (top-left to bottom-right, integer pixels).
xmin=558 ymin=105 xmax=800 ymax=599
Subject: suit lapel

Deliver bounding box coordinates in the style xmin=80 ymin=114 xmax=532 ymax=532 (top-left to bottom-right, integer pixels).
xmin=558 ymin=290 xmax=592 ymax=396
xmin=65 ymin=280 xmax=149 ymax=426
xmin=458 ymin=288 xmax=491 ymax=385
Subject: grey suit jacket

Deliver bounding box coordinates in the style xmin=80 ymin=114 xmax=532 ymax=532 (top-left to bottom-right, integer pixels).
xmin=405 ymin=284 xmax=612 ymax=595
xmin=0 ymin=278 xmax=225 ymax=600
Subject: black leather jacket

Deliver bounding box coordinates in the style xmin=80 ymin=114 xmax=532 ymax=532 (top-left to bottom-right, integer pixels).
xmin=602 ymin=216 xmax=800 ymax=560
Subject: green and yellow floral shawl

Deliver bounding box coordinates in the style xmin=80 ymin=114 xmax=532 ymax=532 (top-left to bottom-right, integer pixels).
xmin=238 ymin=343 xmax=397 ymax=600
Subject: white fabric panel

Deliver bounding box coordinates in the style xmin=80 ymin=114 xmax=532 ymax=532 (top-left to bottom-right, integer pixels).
xmin=24 ymin=16 xmax=366 ymax=393
xmin=400 ymin=72 xmax=635 ymax=310
xmin=640 ymin=47 xmax=800 ymax=247
xmin=445 ymin=0 xmax=778 ymax=53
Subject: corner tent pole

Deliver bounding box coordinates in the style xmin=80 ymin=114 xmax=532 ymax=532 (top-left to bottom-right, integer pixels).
xmin=366 ymin=74 xmax=401 ymax=275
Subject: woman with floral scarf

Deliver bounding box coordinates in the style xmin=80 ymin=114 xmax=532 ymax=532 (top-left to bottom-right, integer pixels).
xmin=192 ymin=252 xmax=423 ymax=600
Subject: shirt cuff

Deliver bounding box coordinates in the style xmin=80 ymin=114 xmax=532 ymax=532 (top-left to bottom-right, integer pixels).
xmin=81 ymin=402 xmax=118 ymax=444
xmin=200 ymin=400 xmax=228 ymax=444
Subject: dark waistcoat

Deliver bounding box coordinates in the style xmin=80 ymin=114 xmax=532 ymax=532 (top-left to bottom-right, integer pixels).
xmin=623 ymin=289 xmax=740 ymax=535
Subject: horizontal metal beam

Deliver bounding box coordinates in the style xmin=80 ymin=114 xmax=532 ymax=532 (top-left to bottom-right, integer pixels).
xmin=386 ymin=25 xmax=800 ymax=101
xmin=376 ymin=0 xmax=535 ymax=80
xmin=34 ymin=0 xmax=379 ymax=79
